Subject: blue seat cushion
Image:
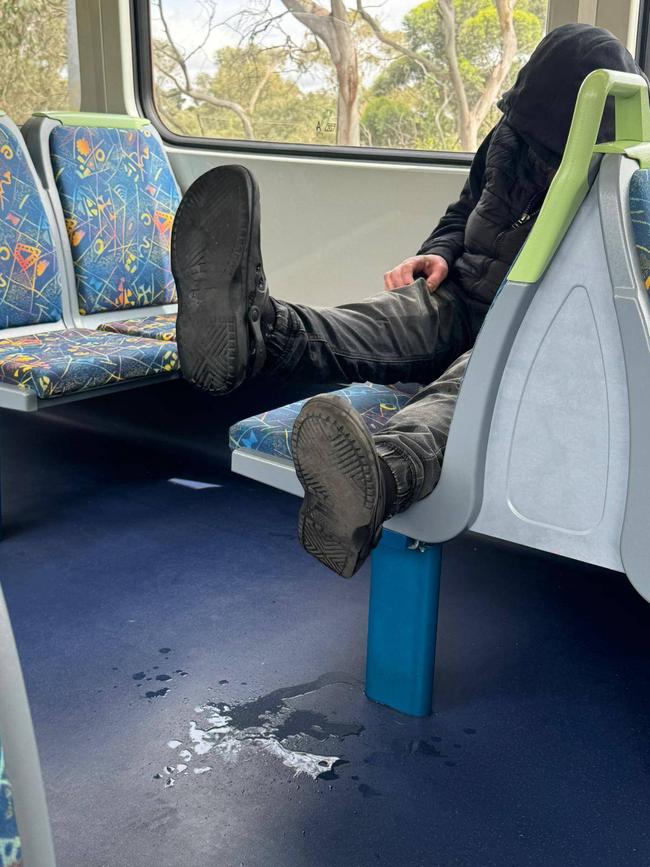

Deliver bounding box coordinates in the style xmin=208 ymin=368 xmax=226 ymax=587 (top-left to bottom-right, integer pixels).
xmin=49 ymin=124 xmax=180 ymax=315
xmin=0 ymin=119 xmax=63 ymax=328
xmin=230 ymin=382 xmax=420 ymax=461
xmin=0 ymin=739 xmax=21 ymax=867
xmin=98 ymin=313 xmax=176 ymax=341
xmin=629 ymin=168 xmax=650 ymax=289
xmin=0 ymin=329 xmax=178 ymax=399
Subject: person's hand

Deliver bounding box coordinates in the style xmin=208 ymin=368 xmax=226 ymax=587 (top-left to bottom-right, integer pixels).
xmin=384 ymin=254 xmax=449 ymax=293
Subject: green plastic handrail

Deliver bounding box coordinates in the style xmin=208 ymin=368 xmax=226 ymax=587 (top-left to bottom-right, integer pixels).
xmin=32 ymin=110 xmax=150 ymax=130
xmin=509 ymin=68 xmax=650 ymax=284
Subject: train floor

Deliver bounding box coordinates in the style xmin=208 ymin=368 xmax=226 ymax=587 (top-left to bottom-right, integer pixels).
xmin=2 ymin=382 xmax=650 ymax=867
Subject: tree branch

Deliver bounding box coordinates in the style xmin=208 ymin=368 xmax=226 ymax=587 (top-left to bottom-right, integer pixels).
xmin=470 ymin=0 xmax=517 ymax=130
xmin=157 ymin=67 xmax=254 ymax=138
xmin=356 ymin=2 xmax=446 ymax=93
xmin=437 ymin=0 xmax=471 ymax=147
xmin=248 ymin=62 xmax=275 ymax=116
xmin=155 ymin=0 xmax=254 ymax=138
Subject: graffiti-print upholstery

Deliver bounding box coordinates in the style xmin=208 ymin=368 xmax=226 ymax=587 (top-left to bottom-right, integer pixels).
xmin=0 ymin=329 xmax=178 ymax=399
xmin=0 ymin=740 xmax=21 ymax=867
xmin=49 ymin=125 xmax=180 ymax=314
xmin=630 ymin=169 xmax=650 ymax=290
xmin=229 ymin=382 xmax=420 ymax=460
xmin=98 ymin=313 xmax=176 ymax=342
xmin=0 ymin=121 xmax=63 ymax=328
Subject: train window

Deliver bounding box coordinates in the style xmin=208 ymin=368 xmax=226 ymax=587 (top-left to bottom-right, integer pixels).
xmin=1 ymin=0 xmax=80 ymax=124
xmin=145 ymin=0 xmax=549 ymax=154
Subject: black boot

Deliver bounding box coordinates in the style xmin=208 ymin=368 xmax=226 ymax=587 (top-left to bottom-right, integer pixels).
xmin=292 ymin=394 xmax=397 ymax=578
xmin=171 ymin=165 xmax=271 ymax=394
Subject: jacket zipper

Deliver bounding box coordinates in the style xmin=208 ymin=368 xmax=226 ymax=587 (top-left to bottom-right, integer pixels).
xmin=512 ymin=191 xmax=544 ymax=228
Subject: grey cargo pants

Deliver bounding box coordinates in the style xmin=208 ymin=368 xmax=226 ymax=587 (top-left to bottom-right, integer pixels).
xmin=264 ymin=278 xmax=475 ymax=512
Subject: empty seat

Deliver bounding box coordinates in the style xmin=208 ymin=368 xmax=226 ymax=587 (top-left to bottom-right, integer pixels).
xmin=0 ymin=742 xmax=21 ymax=867
xmin=0 ymin=113 xmax=66 ymax=332
xmin=0 ymin=584 xmax=55 ymax=867
xmin=22 ymin=112 xmax=180 ymax=340
xmin=0 ymin=112 xmax=178 ymax=409
xmin=0 ymin=329 xmax=177 ymax=399
xmin=97 ymin=313 xmax=176 ymax=342
xmin=627 ymin=168 xmax=650 ymax=286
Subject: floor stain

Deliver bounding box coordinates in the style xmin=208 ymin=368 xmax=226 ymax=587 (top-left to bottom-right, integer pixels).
xmin=144 ymin=687 xmax=170 ymax=699
xmin=158 ymin=672 xmax=362 ymax=785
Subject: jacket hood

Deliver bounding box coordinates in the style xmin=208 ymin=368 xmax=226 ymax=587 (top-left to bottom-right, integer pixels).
xmin=498 ymin=24 xmax=647 ymax=167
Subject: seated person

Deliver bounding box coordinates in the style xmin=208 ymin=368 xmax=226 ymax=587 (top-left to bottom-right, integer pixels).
xmin=171 ymin=24 xmax=645 ymax=578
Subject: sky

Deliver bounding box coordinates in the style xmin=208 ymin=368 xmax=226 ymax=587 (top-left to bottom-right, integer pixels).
xmin=152 ymin=0 xmax=422 ymax=84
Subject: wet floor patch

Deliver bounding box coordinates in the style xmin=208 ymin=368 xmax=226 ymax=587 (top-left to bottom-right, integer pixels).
xmin=129 ymin=649 xmax=180 ymax=699
xmin=156 ymin=672 xmax=364 ymax=787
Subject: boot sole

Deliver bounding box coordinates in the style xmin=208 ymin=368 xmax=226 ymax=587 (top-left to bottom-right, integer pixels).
xmin=292 ymin=396 xmax=383 ymax=578
xmin=171 ymin=166 xmax=260 ymax=394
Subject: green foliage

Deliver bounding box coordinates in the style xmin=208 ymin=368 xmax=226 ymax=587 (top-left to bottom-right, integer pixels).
xmin=0 ymin=0 xmax=78 ymax=123
xmin=155 ymin=43 xmax=337 ymax=145
xmin=363 ymin=0 xmax=546 ymax=149
xmin=152 ymin=0 xmax=548 ymax=152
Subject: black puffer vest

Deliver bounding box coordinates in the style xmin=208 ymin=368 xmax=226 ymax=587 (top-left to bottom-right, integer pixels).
xmin=451 ymin=121 xmax=551 ymax=333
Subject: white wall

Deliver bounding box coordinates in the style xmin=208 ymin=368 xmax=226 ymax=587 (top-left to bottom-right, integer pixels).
xmin=168 ymin=148 xmax=468 ymax=307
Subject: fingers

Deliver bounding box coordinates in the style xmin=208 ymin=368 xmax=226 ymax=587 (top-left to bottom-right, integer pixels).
xmin=424 ymin=258 xmax=448 ymax=292
xmin=426 ymin=270 xmax=440 ymax=290
xmin=398 ymin=263 xmax=415 ymax=286
xmin=384 ymin=268 xmax=401 ymax=290
xmin=384 ymin=257 xmax=419 ymax=291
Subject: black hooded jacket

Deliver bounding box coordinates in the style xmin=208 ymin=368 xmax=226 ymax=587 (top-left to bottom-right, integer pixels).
xmin=418 ymin=24 xmax=646 ymax=335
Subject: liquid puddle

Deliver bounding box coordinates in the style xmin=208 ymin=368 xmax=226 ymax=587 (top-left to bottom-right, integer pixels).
xmin=157 ymin=672 xmax=363 ymax=785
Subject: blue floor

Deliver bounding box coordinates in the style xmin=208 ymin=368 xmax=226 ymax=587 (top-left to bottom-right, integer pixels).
xmin=2 ymin=384 xmax=650 ymax=866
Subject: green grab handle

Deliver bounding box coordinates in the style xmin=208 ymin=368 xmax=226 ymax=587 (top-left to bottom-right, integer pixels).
xmin=509 ymin=69 xmax=650 ymax=284
xmin=32 ymin=110 xmax=150 ymax=130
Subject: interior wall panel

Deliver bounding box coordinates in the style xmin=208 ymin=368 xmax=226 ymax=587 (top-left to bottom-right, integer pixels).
xmin=168 ymin=149 xmax=467 ymax=308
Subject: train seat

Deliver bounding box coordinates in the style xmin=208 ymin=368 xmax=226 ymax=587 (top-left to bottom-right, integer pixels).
xmin=0 ymin=585 xmax=55 ymax=867
xmin=22 ymin=112 xmax=179 ymax=342
xmin=0 ymin=740 xmax=22 ymax=867
xmin=230 ymin=382 xmax=419 ymax=476
xmin=0 ymin=329 xmax=177 ymax=400
xmin=229 ymin=69 xmax=650 ymax=717
xmin=0 ymin=112 xmax=178 ymax=411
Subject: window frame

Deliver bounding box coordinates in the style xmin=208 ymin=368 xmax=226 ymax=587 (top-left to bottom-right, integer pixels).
xmin=637 ymin=0 xmax=650 ymax=75
xmin=131 ymin=0 xmax=473 ymax=166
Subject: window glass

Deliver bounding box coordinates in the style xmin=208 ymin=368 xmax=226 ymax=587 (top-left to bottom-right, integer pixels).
xmin=0 ymin=0 xmax=80 ymax=125
xmin=149 ymin=0 xmax=549 ymax=152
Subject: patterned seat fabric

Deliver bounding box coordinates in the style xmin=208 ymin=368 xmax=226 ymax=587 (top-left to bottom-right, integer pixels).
xmin=0 ymin=120 xmax=63 ymax=328
xmin=0 ymin=329 xmax=178 ymax=399
xmin=629 ymin=169 xmax=650 ymax=289
xmin=0 ymin=740 xmax=21 ymax=867
xmin=230 ymin=382 xmax=420 ymax=461
xmin=49 ymin=124 xmax=180 ymax=315
xmin=98 ymin=313 xmax=176 ymax=342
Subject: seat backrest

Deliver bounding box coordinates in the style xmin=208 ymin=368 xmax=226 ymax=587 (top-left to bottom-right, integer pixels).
xmin=628 ymin=167 xmax=650 ymax=288
xmin=0 ymin=738 xmax=22 ymax=866
xmin=0 ymin=585 xmax=55 ymax=867
xmin=23 ymin=112 xmax=180 ymax=328
xmin=387 ymin=70 xmax=650 ymax=586
xmin=0 ymin=114 xmax=69 ymax=338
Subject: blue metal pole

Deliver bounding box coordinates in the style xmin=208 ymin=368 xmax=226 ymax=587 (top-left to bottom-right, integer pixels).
xmin=365 ymin=529 xmax=442 ymax=717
